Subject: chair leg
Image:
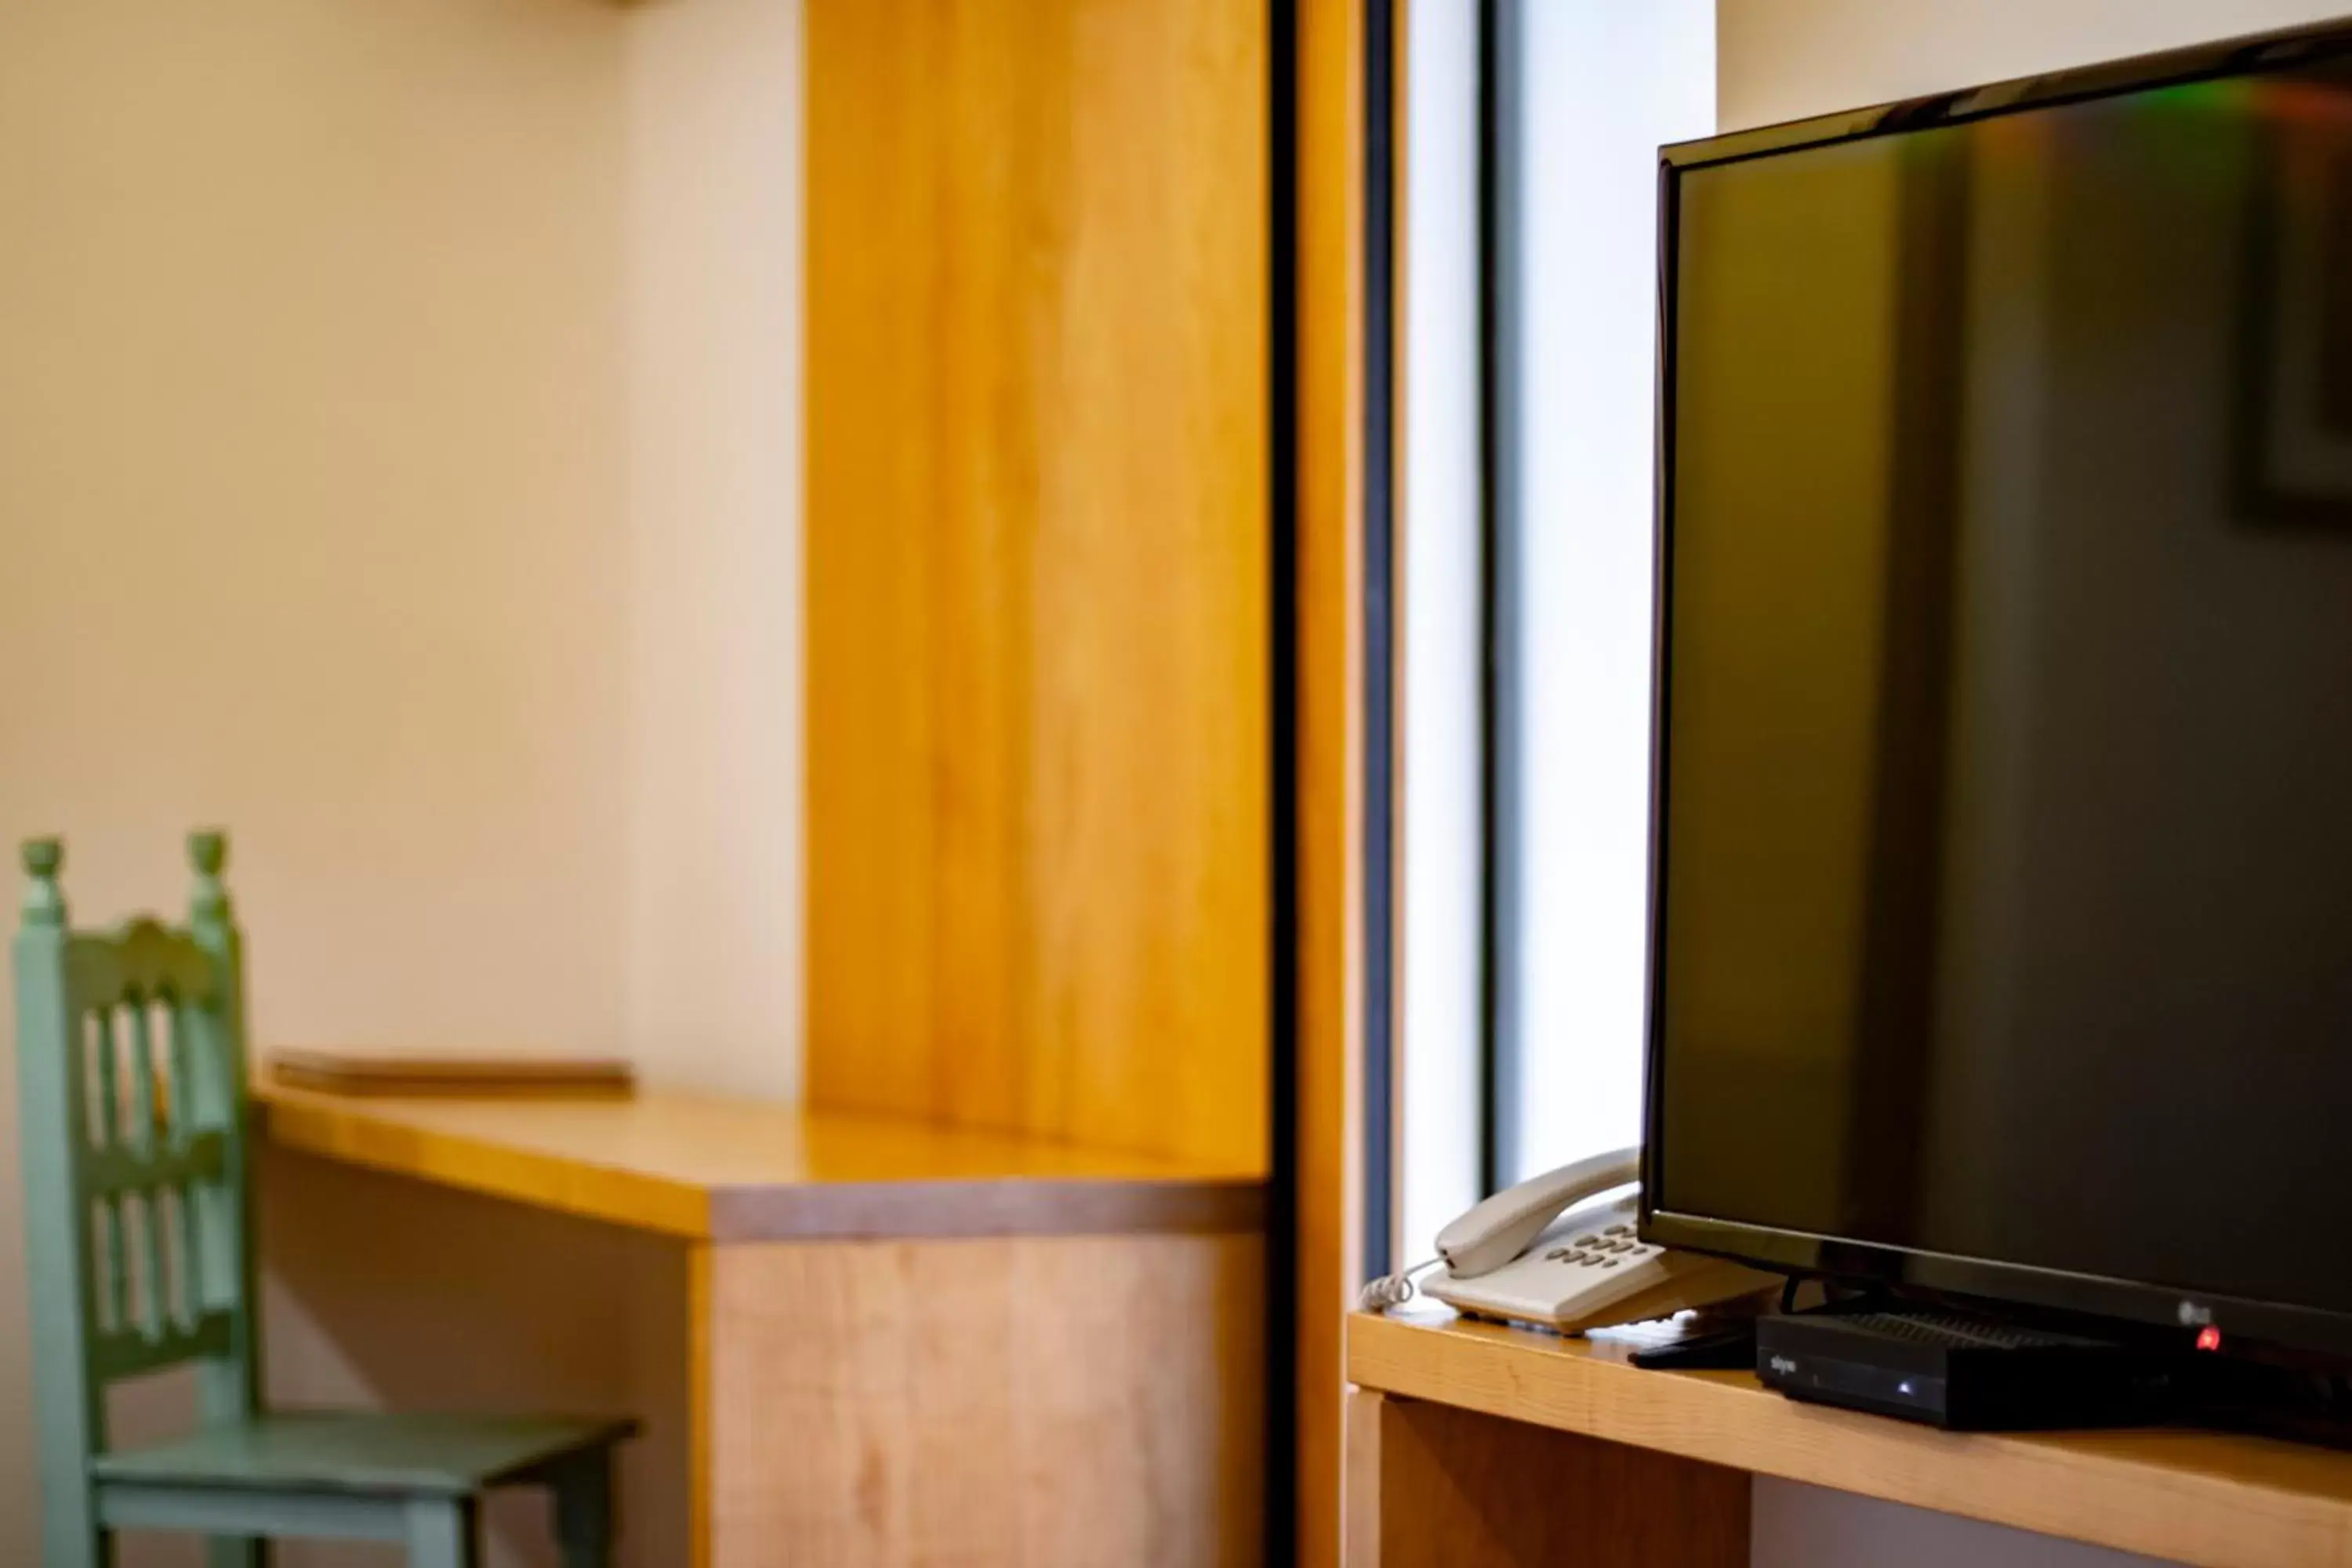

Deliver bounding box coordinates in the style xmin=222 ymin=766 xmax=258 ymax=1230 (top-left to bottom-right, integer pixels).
xmin=45 ymin=1523 xmax=111 ymax=1568
xmin=552 ymin=1450 xmax=617 ymax=1568
xmin=403 ymin=1497 xmax=480 ymax=1568
xmin=208 ymin=1538 xmax=270 ymax=1568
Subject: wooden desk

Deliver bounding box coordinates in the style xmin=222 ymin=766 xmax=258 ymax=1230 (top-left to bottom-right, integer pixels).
xmin=256 ymin=1083 xmax=1267 ymax=1568
xmin=1348 ymin=1307 xmax=2352 ymax=1568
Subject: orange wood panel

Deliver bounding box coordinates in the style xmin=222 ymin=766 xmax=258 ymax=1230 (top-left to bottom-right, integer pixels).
xmin=803 ymin=0 xmax=1271 ymax=1174
xmin=1296 ymin=0 xmax=1369 ymax=1563
xmin=1344 ymin=1387 xmax=1385 ymax=1568
xmin=705 ymin=1233 xmax=1265 ymax=1567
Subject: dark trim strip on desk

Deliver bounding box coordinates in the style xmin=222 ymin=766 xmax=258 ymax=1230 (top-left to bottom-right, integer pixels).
xmin=707 ymin=1178 xmax=1270 ymax=1243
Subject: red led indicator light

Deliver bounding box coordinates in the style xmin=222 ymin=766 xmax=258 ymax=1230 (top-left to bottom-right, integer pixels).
xmin=2195 ymin=1325 xmax=2223 ymax=1352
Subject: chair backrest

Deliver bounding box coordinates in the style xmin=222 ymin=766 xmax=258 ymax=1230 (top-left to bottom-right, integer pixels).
xmin=13 ymin=832 xmax=261 ymax=1493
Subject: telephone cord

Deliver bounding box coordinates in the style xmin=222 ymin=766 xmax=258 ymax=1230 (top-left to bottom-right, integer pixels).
xmin=1357 ymin=1257 xmax=1442 ymax=1313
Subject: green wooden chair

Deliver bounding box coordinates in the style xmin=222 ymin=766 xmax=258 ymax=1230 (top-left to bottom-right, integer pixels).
xmin=13 ymin=832 xmax=636 ymax=1567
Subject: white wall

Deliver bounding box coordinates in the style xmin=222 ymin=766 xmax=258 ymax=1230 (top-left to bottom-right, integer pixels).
xmin=0 ymin=0 xmax=802 ymax=1559
xmin=1719 ymin=5 xmax=2349 ymax=1563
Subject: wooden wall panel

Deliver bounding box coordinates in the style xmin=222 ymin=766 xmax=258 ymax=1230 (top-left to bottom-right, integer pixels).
xmin=805 ymin=0 xmax=1271 ymax=1173
xmin=706 ymin=1233 xmax=1265 ymax=1567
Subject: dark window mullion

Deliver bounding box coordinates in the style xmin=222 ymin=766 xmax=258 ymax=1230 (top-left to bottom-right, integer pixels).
xmin=1477 ymin=0 xmax=1525 ymax=1198
xmin=1363 ymin=0 xmax=1399 ymax=1283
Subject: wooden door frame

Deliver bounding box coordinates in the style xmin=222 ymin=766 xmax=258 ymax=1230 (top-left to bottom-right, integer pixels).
xmin=1291 ymin=0 xmax=1401 ymax=1562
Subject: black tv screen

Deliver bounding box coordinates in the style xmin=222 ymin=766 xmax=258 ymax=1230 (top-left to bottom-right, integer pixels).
xmin=1645 ymin=22 xmax=2352 ymax=1355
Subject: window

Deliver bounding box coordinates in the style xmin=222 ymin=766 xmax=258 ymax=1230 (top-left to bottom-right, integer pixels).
xmin=1497 ymin=0 xmax=1715 ymax=1183
xmin=1397 ymin=1 xmax=1715 ymax=1244
xmin=1399 ymin=0 xmax=1486 ymax=1255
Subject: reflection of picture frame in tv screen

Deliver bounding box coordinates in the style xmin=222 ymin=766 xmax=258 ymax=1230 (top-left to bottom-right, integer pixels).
xmin=2237 ymin=121 xmax=2352 ymax=527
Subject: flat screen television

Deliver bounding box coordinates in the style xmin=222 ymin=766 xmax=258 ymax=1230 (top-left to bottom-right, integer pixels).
xmin=1642 ymin=18 xmax=2352 ymax=1359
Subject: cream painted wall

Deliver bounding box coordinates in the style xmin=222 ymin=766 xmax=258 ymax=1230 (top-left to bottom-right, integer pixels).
xmin=0 ymin=0 xmax=802 ymax=1559
xmin=624 ymin=0 xmax=803 ymax=1102
xmin=1719 ymin=0 xmax=2352 ymax=131
xmin=1719 ymin=6 xmax=2347 ymax=1565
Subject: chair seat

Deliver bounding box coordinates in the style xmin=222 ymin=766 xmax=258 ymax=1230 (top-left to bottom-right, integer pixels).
xmin=92 ymin=1410 xmax=636 ymax=1498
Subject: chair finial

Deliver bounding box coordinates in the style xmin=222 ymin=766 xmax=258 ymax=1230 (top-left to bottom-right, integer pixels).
xmin=189 ymin=830 xmax=227 ymax=877
xmin=20 ymin=837 xmax=64 ymax=928
xmin=189 ymin=829 xmax=230 ymax=924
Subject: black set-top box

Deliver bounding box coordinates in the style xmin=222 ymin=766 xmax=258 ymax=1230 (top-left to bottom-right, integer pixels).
xmin=1756 ymin=1307 xmax=2189 ymax=1432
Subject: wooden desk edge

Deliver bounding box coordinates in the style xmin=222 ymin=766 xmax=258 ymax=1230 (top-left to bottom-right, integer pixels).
xmin=257 ymin=1089 xmax=1269 ymax=1243
xmin=260 ymin=1089 xmax=716 ymax=1238
xmin=1349 ymin=1310 xmax=2352 ymax=1568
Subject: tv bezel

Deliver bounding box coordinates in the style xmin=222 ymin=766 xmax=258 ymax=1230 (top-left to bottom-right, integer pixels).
xmin=1639 ymin=16 xmax=2352 ymax=1360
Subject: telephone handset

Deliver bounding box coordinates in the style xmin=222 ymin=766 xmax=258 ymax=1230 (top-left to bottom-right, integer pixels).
xmin=1363 ymin=1145 xmax=1781 ymax=1336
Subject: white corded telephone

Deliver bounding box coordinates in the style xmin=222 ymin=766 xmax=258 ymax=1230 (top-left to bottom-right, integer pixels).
xmin=1361 ymin=1146 xmax=1782 ymax=1336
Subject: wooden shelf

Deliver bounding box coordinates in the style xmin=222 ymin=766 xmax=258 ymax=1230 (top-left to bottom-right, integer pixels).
xmin=1350 ymin=1307 xmax=2352 ymax=1568
xmin=256 ymin=1080 xmax=1265 ymax=1243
